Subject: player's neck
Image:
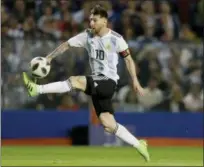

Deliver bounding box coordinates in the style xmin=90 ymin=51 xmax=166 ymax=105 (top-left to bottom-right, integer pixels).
xmin=97 ymin=27 xmax=110 ymax=37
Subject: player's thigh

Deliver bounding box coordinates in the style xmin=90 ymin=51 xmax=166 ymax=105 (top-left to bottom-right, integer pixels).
xmin=84 ymin=75 xmax=116 ymax=97
xmin=92 ymin=95 xmax=114 ymax=117
xmin=69 ymin=76 xmax=87 ymax=91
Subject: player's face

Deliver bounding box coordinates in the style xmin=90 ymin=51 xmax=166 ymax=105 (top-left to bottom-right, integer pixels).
xmin=89 ymin=14 xmax=107 ymax=34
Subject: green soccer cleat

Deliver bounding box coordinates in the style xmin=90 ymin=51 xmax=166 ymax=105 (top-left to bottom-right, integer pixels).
xmin=22 ymin=72 xmax=39 ymax=97
xmin=136 ymin=140 xmax=150 ymax=162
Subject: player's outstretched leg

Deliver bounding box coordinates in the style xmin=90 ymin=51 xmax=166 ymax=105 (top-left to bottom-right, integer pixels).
xmin=22 ymin=72 xmax=86 ymax=97
xmin=23 ymin=72 xmax=39 ymax=97
xmin=99 ymin=112 xmax=150 ymax=162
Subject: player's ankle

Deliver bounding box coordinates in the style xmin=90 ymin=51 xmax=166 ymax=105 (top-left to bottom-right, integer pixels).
xmin=133 ymin=142 xmax=140 ymax=148
xmin=37 ymin=85 xmax=42 ymax=94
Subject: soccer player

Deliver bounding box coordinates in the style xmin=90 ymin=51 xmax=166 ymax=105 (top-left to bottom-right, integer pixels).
xmin=23 ymin=4 xmax=150 ymax=161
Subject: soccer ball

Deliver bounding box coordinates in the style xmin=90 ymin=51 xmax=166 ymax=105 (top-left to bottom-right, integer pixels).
xmin=30 ymin=57 xmax=51 ymax=78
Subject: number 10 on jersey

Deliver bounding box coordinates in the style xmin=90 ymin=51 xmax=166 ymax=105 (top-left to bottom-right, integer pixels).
xmin=96 ymin=50 xmax=104 ymax=60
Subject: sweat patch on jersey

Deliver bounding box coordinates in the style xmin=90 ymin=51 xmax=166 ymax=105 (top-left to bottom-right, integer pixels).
xmin=119 ymin=49 xmax=130 ymax=58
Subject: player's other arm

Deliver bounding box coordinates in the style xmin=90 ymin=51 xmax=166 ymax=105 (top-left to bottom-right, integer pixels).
xmin=118 ymin=38 xmax=144 ymax=95
xmin=123 ymin=54 xmax=141 ymax=87
xmin=46 ymin=31 xmax=87 ymax=62
xmin=122 ymin=51 xmax=143 ymax=94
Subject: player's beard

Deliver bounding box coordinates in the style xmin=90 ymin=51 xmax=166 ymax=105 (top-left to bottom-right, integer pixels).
xmin=91 ymin=27 xmax=98 ymax=34
xmin=92 ymin=27 xmax=102 ymax=35
xmin=91 ymin=28 xmax=96 ymax=34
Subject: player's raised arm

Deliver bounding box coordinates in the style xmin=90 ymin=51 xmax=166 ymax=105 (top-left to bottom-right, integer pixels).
xmin=46 ymin=42 xmax=70 ymax=62
xmin=46 ymin=30 xmax=88 ymax=62
xmin=118 ymin=37 xmax=144 ymax=96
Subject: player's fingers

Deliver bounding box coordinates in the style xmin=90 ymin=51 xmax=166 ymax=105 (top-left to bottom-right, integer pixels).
xmin=138 ymin=88 xmax=144 ymax=96
xmin=140 ymin=92 xmax=144 ymax=96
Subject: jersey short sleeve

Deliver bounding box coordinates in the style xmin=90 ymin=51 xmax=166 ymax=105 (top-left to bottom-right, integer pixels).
xmin=117 ymin=37 xmax=130 ymax=58
xmin=67 ymin=31 xmax=87 ymax=48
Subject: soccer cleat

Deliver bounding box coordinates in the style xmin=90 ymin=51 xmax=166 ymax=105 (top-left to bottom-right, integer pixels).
xmin=136 ymin=140 xmax=150 ymax=162
xmin=22 ymin=72 xmax=39 ymax=97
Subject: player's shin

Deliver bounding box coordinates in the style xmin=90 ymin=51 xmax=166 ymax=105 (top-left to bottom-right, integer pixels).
xmin=38 ymin=80 xmax=72 ymax=94
xmin=114 ymin=123 xmax=140 ymax=147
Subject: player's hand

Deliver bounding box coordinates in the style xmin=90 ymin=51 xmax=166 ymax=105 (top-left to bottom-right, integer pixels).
xmin=133 ymin=80 xmax=145 ymax=96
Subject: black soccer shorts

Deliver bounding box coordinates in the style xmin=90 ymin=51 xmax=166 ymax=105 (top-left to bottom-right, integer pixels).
xmin=84 ymin=74 xmax=116 ymax=117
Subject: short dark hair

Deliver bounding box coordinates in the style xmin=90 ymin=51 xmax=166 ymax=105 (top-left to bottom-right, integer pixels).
xmin=91 ymin=4 xmax=108 ymax=19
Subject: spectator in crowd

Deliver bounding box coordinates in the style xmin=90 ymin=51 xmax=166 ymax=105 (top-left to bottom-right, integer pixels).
xmin=57 ymin=94 xmax=79 ymax=111
xmin=34 ymin=94 xmax=60 ymax=110
xmin=4 ymin=46 xmax=20 ymax=72
xmin=1 ymin=4 xmax=9 ymax=25
xmin=114 ymin=10 xmax=131 ymax=37
xmin=137 ymin=76 xmax=163 ymax=110
xmin=23 ymin=15 xmax=36 ymax=38
xmin=162 ymin=50 xmax=183 ymax=84
xmin=123 ymin=27 xmax=135 ymax=42
xmin=37 ymin=5 xmax=54 ymax=31
xmin=12 ymin=0 xmax=26 ymax=24
xmin=183 ymin=84 xmax=203 ymax=112
xmin=185 ymin=67 xmax=202 ymax=87
xmin=123 ymin=89 xmax=144 ymax=112
xmin=72 ymin=1 xmax=93 ymax=24
xmin=7 ymin=16 xmax=24 ymax=38
xmin=189 ymin=0 xmax=203 ymax=37
xmin=137 ymin=46 xmax=161 ymax=87
xmin=201 ymin=90 xmax=203 ymax=101
xmin=76 ymin=92 xmax=89 ymax=108
xmin=156 ymin=0 xmax=180 ymax=40
xmin=153 ymin=82 xmax=185 ymax=112
xmin=140 ymin=0 xmax=157 ymax=35
xmin=114 ymin=87 xmax=144 ymax=112
xmin=53 ymin=0 xmax=72 ymax=20
xmin=124 ymin=1 xmax=144 ymax=37
xmin=179 ymin=24 xmax=198 ymax=41
xmin=169 ymin=83 xmax=185 ymax=112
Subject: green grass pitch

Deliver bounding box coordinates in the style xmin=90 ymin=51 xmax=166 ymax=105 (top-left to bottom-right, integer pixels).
xmin=2 ymin=146 xmax=203 ymax=166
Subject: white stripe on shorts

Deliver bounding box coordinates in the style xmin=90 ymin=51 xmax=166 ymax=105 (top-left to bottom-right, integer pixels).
xmin=91 ymin=75 xmax=109 ymax=81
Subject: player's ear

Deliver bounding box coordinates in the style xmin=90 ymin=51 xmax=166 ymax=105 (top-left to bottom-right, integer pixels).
xmin=104 ymin=18 xmax=107 ymax=25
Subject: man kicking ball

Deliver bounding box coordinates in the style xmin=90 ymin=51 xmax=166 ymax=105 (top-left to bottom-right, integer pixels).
xmin=23 ymin=4 xmax=150 ymax=162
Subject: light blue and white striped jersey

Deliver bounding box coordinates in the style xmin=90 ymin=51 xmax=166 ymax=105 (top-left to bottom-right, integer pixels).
xmin=67 ymin=29 xmax=129 ymax=83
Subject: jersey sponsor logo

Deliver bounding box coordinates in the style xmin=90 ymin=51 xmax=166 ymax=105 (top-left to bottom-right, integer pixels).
xmin=94 ymin=82 xmax=98 ymax=87
xmin=119 ymin=49 xmax=130 ymax=58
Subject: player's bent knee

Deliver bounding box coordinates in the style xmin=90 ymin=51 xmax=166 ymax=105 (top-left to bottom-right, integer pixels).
xmin=68 ymin=76 xmax=87 ymax=91
xmin=99 ymin=112 xmax=116 ymax=133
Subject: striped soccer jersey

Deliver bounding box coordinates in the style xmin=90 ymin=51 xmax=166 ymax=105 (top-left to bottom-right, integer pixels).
xmin=67 ymin=29 xmax=129 ymax=83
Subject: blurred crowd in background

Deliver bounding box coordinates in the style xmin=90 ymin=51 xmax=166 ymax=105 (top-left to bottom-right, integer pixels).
xmin=1 ymin=0 xmax=203 ymax=113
